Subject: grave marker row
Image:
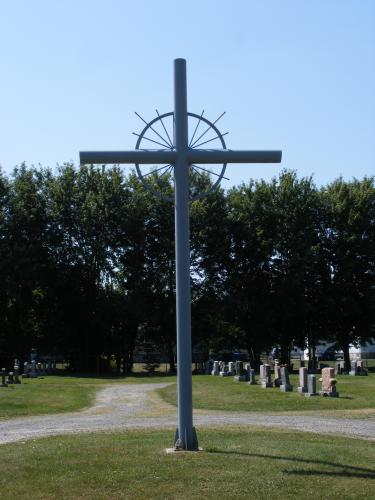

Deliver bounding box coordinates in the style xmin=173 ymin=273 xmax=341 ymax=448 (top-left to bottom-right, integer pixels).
xmin=349 ymin=360 xmax=368 ymax=376
xmin=208 ymin=360 xmax=340 ymax=398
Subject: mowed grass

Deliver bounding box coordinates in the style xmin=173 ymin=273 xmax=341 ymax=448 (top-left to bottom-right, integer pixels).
xmin=158 ymin=373 xmax=375 ymax=414
xmin=2 ymin=372 xmax=375 ymax=420
xmin=0 ymin=427 xmax=374 ymax=499
xmin=0 ymin=374 xmax=176 ymax=420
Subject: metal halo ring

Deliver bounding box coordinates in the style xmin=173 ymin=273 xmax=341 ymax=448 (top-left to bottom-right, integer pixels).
xmin=135 ymin=111 xmax=227 ymax=202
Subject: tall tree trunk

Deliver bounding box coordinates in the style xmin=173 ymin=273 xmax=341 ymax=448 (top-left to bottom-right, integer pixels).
xmin=123 ymin=349 xmax=134 ymax=375
xmin=248 ymin=346 xmax=261 ymax=370
xmin=280 ymin=342 xmax=290 ymax=366
xmin=115 ymin=353 xmax=122 ymax=374
xmin=167 ymin=339 xmax=176 ymax=372
xmin=342 ymin=342 xmax=351 ymax=373
xmin=311 ymin=345 xmax=317 ymax=371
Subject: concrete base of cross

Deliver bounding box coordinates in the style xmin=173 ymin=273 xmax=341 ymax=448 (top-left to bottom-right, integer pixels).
xmin=173 ymin=426 xmax=199 ymax=451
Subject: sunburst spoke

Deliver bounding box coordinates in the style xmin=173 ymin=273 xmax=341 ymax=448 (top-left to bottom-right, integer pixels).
xmin=190 ymin=112 xmax=226 ymax=148
xmin=135 ymin=112 xmax=172 ymax=148
xmin=192 ymin=164 xmax=229 ymax=180
xmin=143 ymin=164 xmax=171 ymax=178
xmin=133 ymin=132 xmax=172 ymax=149
xmin=193 ymin=132 xmax=228 ymax=149
xmin=156 ymin=109 xmax=174 ymax=148
xmin=189 ymin=110 xmax=204 ymax=147
xmin=160 ymin=165 xmax=173 ymax=177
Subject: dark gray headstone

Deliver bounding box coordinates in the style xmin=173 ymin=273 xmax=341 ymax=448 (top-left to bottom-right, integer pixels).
xmin=274 ymin=363 xmax=282 ymax=387
xmin=260 ymin=364 xmax=272 ymax=388
xmin=235 ymin=361 xmax=243 ymax=376
xmin=305 ymin=374 xmax=318 ymax=397
xmin=1 ymin=368 xmax=7 ymax=388
xmin=280 ymin=366 xmax=293 ymax=392
xmin=298 ymin=367 xmax=308 ymax=393
xmin=248 ymin=368 xmax=256 ymax=385
xmin=14 ymin=364 xmax=21 ymax=384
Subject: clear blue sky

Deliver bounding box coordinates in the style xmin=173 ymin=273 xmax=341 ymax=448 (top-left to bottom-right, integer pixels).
xmin=1 ymin=0 xmax=374 ymax=189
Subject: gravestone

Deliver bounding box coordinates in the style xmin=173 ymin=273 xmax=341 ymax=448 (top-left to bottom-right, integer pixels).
xmin=273 ymin=362 xmax=282 ymax=387
xmin=356 ymin=360 xmax=368 ymax=376
xmin=280 ymin=366 xmax=293 ymax=392
xmin=319 ymin=367 xmax=339 ymax=397
xmin=298 ymin=367 xmax=308 ymax=393
xmin=349 ymin=361 xmax=358 ymax=376
xmin=304 ymin=374 xmax=318 ymax=397
xmin=47 ymin=359 xmax=53 ymax=374
xmin=234 ymin=361 xmax=246 ymax=382
xmin=7 ymin=372 xmax=14 ymax=385
xmin=219 ymin=363 xmax=229 ymax=376
xmin=228 ymin=362 xmax=235 ymax=376
xmin=14 ymin=362 xmax=21 ymax=384
xmin=244 ymin=363 xmax=251 ymax=382
xmin=335 ymin=361 xmax=345 ymax=376
xmin=260 ymin=364 xmax=272 ymax=388
xmin=205 ymin=360 xmax=213 ymax=375
xmin=235 ymin=361 xmax=242 ymax=375
xmin=211 ymin=361 xmax=220 ymax=376
xmin=23 ymin=361 xmax=30 ymax=378
xmin=1 ymin=368 xmax=7 ymax=388
xmin=248 ymin=368 xmax=256 ymax=385
xmin=31 ymin=360 xmax=37 ymax=378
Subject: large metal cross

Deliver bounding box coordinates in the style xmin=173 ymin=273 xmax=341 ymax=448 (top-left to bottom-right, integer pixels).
xmin=80 ymin=58 xmax=282 ymax=451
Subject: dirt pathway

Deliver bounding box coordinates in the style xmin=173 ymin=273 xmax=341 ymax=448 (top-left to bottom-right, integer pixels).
xmin=1 ymin=383 xmax=375 ymax=444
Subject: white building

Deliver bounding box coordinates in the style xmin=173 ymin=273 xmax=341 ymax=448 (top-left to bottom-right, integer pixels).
xmin=303 ymin=338 xmax=375 ymax=361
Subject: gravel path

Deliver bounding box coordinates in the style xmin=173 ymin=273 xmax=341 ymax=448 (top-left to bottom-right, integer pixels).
xmin=1 ymin=383 xmax=375 ymax=445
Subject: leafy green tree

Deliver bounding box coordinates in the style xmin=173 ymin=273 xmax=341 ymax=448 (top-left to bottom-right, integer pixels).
xmin=190 ymin=182 xmax=230 ymax=355
xmin=321 ymin=177 xmax=375 ymax=370
xmin=0 ymin=169 xmax=10 ymax=362
xmin=3 ymin=165 xmax=51 ymax=360
xmin=224 ymin=179 xmax=277 ymax=367
xmin=44 ymin=164 xmax=132 ymax=370
xmin=269 ymin=171 xmax=326 ymax=364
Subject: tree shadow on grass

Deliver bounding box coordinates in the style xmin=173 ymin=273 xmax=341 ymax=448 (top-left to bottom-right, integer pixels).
xmin=206 ymin=449 xmax=375 ymax=479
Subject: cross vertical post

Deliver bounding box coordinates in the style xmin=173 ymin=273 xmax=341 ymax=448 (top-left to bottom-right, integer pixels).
xmin=79 ymin=57 xmax=282 ymax=453
xmin=173 ymin=59 xmax=196 ymax=450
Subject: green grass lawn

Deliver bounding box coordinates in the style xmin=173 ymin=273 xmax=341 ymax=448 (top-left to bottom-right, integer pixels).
xmin=0 ymin=374 xmax=176 ymax=420
xmin=2 ymin=372 xmax=375 ymax=421
xmin=158 ymin=373 xmax=375 ymax=415
xmin=0 ymin=427 xmax=374 ymax=499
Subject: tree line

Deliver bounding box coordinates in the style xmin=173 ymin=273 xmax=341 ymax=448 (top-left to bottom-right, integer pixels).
xmin=0 ymin=164 xmax=373 ymax=372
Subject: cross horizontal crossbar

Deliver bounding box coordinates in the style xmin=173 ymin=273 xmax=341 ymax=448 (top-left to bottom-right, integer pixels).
xmin=80 ymin=149 xmax=282 ymax=165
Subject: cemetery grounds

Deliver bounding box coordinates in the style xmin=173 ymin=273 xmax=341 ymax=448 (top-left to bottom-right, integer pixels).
xmin=0 ymin=367 xmax=374 ymax=499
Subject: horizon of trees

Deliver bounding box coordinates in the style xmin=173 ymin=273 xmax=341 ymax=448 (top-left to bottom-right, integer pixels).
xmin=0 ymin=164 xmax=373 ymax=372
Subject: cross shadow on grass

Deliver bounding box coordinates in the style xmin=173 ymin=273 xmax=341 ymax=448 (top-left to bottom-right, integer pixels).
xmin=206 ymin=449 xmax=375 ymax=479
